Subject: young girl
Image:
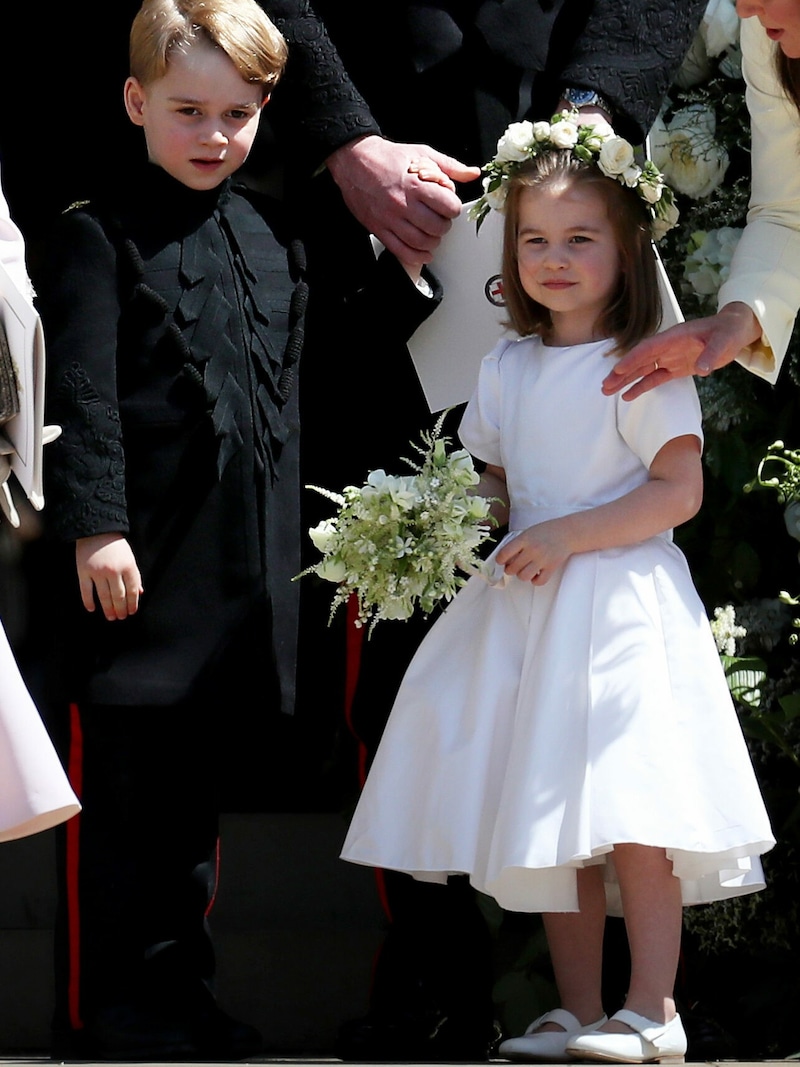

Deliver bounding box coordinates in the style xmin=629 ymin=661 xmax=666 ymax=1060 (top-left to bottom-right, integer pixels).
xmin=340 ymin=117 xmax=775 ymax=1065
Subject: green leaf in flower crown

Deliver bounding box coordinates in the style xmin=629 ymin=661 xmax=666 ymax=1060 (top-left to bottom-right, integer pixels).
xmin=721 ymin=654 xmax=767 ymax=709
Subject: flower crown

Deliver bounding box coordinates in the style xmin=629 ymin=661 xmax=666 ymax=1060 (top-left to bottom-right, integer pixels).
xmin=469 ymin=110 xmax=679 ymax=242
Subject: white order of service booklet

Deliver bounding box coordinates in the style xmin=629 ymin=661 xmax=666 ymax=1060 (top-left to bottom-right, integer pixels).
xmin=404 ymin=199 xmax=684 ymax=414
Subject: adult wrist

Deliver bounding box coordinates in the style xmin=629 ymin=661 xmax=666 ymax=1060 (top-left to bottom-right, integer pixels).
xmin=560 ymin=86 xmax=614 ymax=122
xmin=719 ymin=301 xmax=763 ymax=348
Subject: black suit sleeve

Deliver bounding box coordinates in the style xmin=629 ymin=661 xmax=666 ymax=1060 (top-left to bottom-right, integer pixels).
xmin=558 ymin=0 xmax=709 ymax=142
xmin=37 ymin=210 xmax=129 ymax=542
xmin=264 ymin=0 xmax=382 ymax=175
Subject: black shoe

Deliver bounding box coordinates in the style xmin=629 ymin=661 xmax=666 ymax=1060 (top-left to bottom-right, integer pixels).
xmin=62 ymin=1002 xmax=263 ymax=1061
xmin=201 ymin=1006 xmax=263 ymax=1059
xmin=336 ymin=1008 xmax=495 ymax=1061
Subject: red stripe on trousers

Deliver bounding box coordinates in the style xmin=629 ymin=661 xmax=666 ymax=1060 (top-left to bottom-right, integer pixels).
xmin=343 ymin=595 xmax=392 ymax=923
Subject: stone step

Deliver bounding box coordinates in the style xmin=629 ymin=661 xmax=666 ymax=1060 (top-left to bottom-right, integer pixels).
xmin=0 ymin=813 xmax=386 ymax=1054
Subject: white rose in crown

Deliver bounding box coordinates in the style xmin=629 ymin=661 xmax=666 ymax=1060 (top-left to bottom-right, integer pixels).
xmin=550 ymin=119 xmax=580 ymax=148
xmin=582 ymin=119 xmax=615 ymax=149
xmin=597 ymin=136 xmax=635 ymax=177
xmin=495 ymin=121 xmax=536 ymax=162
xmin=482 ymin=176 xmax=508 ymax=212
xmin=651 ymin=197 xmax=681 ymax=242
xmin=470 ymin=109 xmax=677 ymax=238
xmin=622 ymin=164 xmax=643 ymax=188
xmin=639 ymin=178 xmax=663 ymax=204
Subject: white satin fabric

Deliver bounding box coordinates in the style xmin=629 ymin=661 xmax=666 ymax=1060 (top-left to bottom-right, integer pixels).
xmin=341 ymin=337 xmax=775 ymax=914
xmin=0 ymin=620 xmax=80 ymax=842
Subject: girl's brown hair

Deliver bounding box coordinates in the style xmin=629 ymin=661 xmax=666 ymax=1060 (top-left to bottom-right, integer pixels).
xmin=775 ymin=50 xmax=800 ymax=115
xmin=501 ymin=151 xmax=661 ymax=354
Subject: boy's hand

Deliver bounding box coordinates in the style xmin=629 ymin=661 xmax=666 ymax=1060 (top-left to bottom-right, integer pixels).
xmin=76 ymin=533 xmax=143 ymax=620
xmin=495 ymin=520 xmax=571 ymax=585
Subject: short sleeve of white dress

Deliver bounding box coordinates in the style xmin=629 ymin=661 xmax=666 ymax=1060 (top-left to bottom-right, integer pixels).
xmin=460 ymin=338 xmax=704 ymax=473
xmin=616 ymin=373 xmax=704 ymax=468
xmin=458 ymin=339 xmax=515 ymax=467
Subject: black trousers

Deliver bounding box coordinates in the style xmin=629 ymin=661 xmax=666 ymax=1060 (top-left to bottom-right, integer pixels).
xmin=50 ymin=609 xmax=281 ymax=1041
xmin=53 ymin=696 xmax=221 ymax=1037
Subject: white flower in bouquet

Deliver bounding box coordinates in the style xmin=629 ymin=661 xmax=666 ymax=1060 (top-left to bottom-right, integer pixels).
xmin=654 ymin=104 xmax=729 ymax=199
xmin=710 ymin=603 xmax=747 ymax=657
xmin=683 ymin=226 xmax=743 ymax=301
xmin=701 ymin=0 xmax=740 ymax=58
xmin=297 ymin=421 xmax=496 ymax=631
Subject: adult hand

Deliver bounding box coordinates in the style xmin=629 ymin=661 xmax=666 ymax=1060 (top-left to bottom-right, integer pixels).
xmin=602 ymin=302 xmax=763 ymax=401
xmin=326 ymin=134 xmax=481 ymax=267
xmin=76 ymin=532 xmax=143 ymax=621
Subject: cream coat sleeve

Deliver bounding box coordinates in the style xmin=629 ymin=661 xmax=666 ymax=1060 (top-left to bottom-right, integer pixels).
xmin=717 ymin=16 xmax=800 ymax=384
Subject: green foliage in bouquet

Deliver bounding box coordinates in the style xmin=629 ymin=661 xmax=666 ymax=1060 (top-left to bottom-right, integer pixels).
xmin=297 ymin=416 xmax=496 ymax=632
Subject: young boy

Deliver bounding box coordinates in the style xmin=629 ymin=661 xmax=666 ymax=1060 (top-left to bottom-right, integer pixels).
xmin=35 ymin=0 xmax=438 ymax=1057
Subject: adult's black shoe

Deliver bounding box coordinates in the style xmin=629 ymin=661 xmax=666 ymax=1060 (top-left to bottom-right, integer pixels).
xmin=57 ymin=1002 xmax=263 ymax=1061
xmin=336 ymin=1007 xmax=496 ymax=1062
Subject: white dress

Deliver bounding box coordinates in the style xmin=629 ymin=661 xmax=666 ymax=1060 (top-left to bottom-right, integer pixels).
xmin=0 ymin=619 xmax=80 ymax=842
xmin=340 ymin=336 xmax=775 ymax=915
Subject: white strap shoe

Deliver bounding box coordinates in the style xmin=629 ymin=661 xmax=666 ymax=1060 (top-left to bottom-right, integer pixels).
xmin=565 ymin=1009 xmax=687 ymax=1063
xmin=499 ymin=1008 xmax=609 ymax=1062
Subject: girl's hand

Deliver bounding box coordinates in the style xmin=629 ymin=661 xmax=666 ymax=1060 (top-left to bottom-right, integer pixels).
xmin=495 ymin=519 xmax=571 ymax=585
xmin=406 ymin=158 xmax=458 ymax=191
xmin=75 ymin=533 xmax=143 ymax=621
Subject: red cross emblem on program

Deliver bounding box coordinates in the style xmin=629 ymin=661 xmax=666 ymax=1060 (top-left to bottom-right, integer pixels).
xmin=485 ymin=274 xmax=505 ymax=306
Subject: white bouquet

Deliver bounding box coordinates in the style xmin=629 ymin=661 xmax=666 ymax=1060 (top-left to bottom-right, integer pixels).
xmin=299 ymin=422 xmax=496 ymax=631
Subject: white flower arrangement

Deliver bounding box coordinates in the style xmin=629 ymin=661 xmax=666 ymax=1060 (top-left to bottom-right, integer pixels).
xmin=650 ymin=104 xmax=730 ymax=199
xmin=469 ymin=110 xmax=679 ymax=241
xmin=700 ymin=0 xmax=741 ymax=59
xmin=298 ymin=421 xmax=496 ymax=631
xmin=710 ymin=603 xmax=747 ymax=657
xmin=683 ymin=225 xmax=743 ymax=305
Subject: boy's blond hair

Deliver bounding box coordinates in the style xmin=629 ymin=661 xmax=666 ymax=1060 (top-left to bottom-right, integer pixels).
xmin=130 ymin=0 xmax=287 ymax=97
